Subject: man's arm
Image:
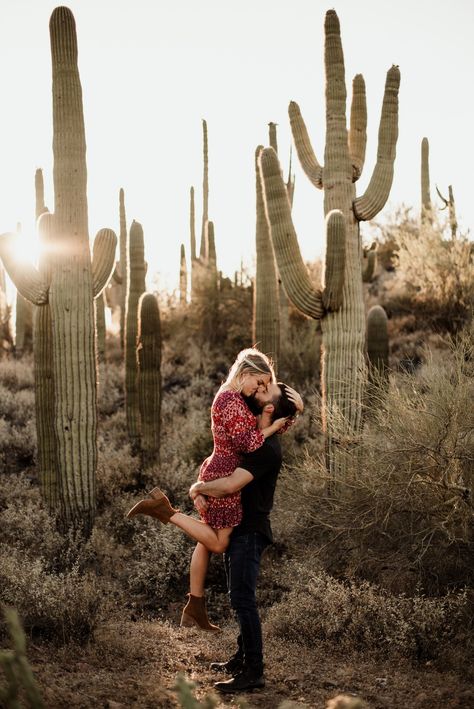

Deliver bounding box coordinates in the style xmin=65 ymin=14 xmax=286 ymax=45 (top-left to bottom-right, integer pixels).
xmin=190 ymin=467 xmax=254 ymax=499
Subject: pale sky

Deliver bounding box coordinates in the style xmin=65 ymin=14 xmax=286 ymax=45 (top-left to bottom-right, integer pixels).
xmin=0 ymin=0 xmax=473 ymax=296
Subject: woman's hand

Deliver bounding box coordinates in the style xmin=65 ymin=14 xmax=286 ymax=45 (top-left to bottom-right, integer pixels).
xmin=193 ymin=494 xmax=209 ymax=513
xmin=189 ymin=481 xmax=204 ymax=500
xmin=285 ymin=385 xmax=304 ymax=413
xmin=272 ymin=416 xmax=290 ymax=432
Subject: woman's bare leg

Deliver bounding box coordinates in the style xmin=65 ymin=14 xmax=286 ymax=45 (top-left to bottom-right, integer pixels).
xmin=190 ymin=542 xmax=209 ymax=597
xmin=169 ymin=512 xmax=233 ymax=554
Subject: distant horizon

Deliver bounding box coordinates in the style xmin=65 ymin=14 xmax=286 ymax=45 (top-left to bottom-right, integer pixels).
xmin=0 ymin=0 xmax=473 ymax=296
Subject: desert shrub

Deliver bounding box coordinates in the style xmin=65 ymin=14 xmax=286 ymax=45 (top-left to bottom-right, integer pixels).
xmin=0 ymin=418 xmax=36 ymax=474
xmin=97 ymin=360 xmax=124 ymax=416
xmin=96 ymin=439 xmax=141 ymax=505
xmin=379 ymin=213 xmax=474 ymax=332
xmin=266 ymin=560 xmax=472 ymax=666
xmin=125 ymin=516 xmax=193 ymax=610
xmin=0 ymin=546 xmax=102 ymax=644
xmin=276 ymin=331 xmax=474 ymax=594
xmin=0 ymin=356 xmax=34 ymax=391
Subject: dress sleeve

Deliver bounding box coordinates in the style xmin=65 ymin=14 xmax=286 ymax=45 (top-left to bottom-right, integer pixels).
xmin=221 ymin=394 xmax=265 ymax=453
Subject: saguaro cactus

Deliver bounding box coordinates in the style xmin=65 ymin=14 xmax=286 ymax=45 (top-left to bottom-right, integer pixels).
xmin=179 ymin=243 xmax=187 ymax=305
xmin=118 ymin=187 xmax=128 ymax=349
xmin=125 ymin=219 xmax=146 ymax=452
xmin=253 ymin=146 xmax=280 ymax=365
xmin=260 ymin=10 xmax=399 ymax=474
xmin=436 ymin=183 xmax=458 ymax=240
xmin=421 ymin=136 xmax=432 ymax=225
xmin=200 ymin=119 xmax=209 ymax=260
xmin=367 ymin=304 xmax=389 ymax=382
xmin=0 ymin=7 xmax=116 ymax=531
xmin=137 ymin=292 xmax=162 ymax=467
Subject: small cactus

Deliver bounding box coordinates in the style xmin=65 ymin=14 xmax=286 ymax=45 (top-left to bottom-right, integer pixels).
xmin=421 ymin=137 xmax=432 ymax=225
xmin=180 ymin=244 xmax=187 ymax=305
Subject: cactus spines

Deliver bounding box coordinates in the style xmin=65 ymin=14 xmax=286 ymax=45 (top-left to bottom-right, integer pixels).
xmin=137 ymin=292 xmax=162 ymax=467
xmin=254 ymin=146 xmax=280 ymax=365
xmin=367 ymin=304 xmax=389 ymax=380
xmin=180 ymin=243 xmax=187 ymax=305
xmin=261 ymin=9 xmax=400 ymax=474
xmin=125 ymin=219 xmax=146 ymax=451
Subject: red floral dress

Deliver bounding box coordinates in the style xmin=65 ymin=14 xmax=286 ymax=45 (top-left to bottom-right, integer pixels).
xmin=198 ymin=390 xmax=265 ymax=529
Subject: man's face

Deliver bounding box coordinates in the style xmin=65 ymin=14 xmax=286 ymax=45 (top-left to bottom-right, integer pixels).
xmin=253 ymin=382 xmax=281 ymax=409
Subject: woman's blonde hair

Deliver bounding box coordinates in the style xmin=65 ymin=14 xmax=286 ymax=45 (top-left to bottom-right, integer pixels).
xmin=218 ymin=347 xmax=275 ymax=395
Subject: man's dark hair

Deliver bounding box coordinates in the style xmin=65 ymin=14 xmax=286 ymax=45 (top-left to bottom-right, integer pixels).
xmin=243 ymin=382 xmax=297 ymax=420
xmin=272 ymin=382 xmax=297 ymax=420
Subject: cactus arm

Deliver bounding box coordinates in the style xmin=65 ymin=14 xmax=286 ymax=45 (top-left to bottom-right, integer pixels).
xmin=289 ymin=101 xmax=323 ymax=189
xmin=0 ymin=232 xmax=49 ymax=304
xmin=362 ymin=247 xmax=377 ymax=282
xmin=353 ymin=65 xmax=400 ymax=221
xmin=260 ymin=147 xmax=324 ymax=320
xmin=349 ymin=74 xmax=367 ymax=181
xmin=268 ymin=122 xmax=278 ymax=153
xmin=322 ymin=210 xmax=345 ymax=311
xmin=92 ymin=228 xmax=117 ymax=298
xmin=112 ymin=263 xmax=122 ymax=284
xmin=35 ymin=168 xmax=48 ymax=219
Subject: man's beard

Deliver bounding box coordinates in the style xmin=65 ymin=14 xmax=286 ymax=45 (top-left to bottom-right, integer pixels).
xmin=242 ymin=393 xmax=261 ymax=416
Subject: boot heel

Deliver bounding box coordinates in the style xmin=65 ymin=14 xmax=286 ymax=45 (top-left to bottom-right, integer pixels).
xmin=180 ymin=612 xmax=197 ymax=628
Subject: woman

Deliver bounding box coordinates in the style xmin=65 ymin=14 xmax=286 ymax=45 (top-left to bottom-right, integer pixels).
xmin=127 ymin=348 xmax=301 ymax=630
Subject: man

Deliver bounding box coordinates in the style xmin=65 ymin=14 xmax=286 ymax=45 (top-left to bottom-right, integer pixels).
xmin=189 ymin=382 xmax=302 ymax=693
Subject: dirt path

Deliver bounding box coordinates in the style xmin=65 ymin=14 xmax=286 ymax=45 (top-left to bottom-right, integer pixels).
xmin=20 ymin=619 xmax=473 ymax=708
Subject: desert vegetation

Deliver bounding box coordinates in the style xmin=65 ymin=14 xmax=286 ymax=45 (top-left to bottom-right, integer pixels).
xmin=0 ymin=4 xmax=473 ymax=709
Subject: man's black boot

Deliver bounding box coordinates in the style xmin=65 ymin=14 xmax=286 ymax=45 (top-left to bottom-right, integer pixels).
xmin=209 ymin=655 xmax=244 ymax=675
xmin=214 ymin=666 xmax=265 ymax=693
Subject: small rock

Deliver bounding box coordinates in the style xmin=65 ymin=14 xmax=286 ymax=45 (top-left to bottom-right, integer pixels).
xmin=375 ymin=677 xmax=388 ymax=687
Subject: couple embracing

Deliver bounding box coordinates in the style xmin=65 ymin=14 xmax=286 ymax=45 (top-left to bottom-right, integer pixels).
xmin=127 ymin=347 xmax=303 ymax=693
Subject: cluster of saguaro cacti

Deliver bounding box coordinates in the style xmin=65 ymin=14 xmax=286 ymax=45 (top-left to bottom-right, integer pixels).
xmin=137 ymin=292 xmax=162 ymax=468
xmin=260 ymin=9 xmax=400 ymax=474
xmin=0 ymin=608 xmax=44 ymax=708
xmin=125 ymin=219 xmax=147 ymax=452
xmin=187 ymin=119 xmax=220 ymax=342
xmin=0 ymin=7 xmax=117 ymax=532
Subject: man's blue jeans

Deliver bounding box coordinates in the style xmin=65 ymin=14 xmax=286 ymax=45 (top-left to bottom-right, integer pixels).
xmin=224 ymin=531 xmax=269 ymax=673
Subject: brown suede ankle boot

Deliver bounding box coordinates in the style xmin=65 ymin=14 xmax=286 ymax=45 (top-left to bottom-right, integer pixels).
xmin=126 ymin=487 xmax=178 ymax=524
xmin=180 ymin=594 xmax=221 ymax=633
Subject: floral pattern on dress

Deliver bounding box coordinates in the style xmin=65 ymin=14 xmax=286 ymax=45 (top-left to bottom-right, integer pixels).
xmin=198 ymin=390 xmax=264 ymax=529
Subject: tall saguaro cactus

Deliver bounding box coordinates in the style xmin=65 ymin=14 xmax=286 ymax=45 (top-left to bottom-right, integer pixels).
xmin=137 ymin=293 xmax=162 ymax=468
xmin=200 ymin=119 xmax=209 ymax=260
xmin=179 ymin=243 xmax=187 ymax=305
xmin=253 ymin=146 xmax=280 ymax=366
xmin=125 ymin=219 xmax=146 ymax=452
xmin=118 ymin=187 xmax=128 ymax=349
xmin=421 ymin=137 xmax=432 ymax=224
xmin=260 ymin=10 xmax=399 ymax=474
xmin=0 ymin=7 xmax=117 ymax=532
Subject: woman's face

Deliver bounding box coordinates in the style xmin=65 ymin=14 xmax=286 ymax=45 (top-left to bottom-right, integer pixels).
xmin=240 ymin=372 xmax=271 ymax=397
